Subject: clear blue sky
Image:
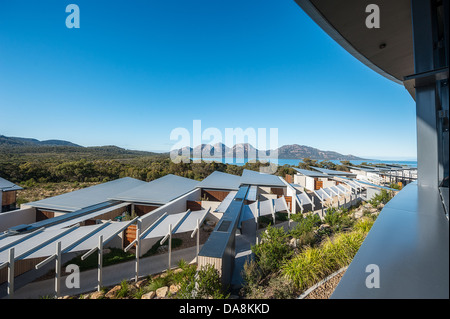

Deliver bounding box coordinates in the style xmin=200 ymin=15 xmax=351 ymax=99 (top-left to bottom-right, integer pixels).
xmin=0 ymin=0 xmax=416 ymax=160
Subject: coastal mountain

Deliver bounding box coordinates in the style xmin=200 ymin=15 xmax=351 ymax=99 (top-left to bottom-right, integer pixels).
xmin=1 ymin=134 xmax=363 ymax=161
xmin=276 ymin=144 xmax=362 ymax=160
xmin=173 ymin=143 xmax=363 ymax=160
xmin=0 ymin=135 xmax=163 ymax=159
xmin=0 ymin=135 xmax=81 ymax=147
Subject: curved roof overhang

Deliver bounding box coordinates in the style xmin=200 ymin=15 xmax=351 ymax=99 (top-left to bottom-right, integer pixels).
xmin=295 ymin=0 xmax=416 ymax=98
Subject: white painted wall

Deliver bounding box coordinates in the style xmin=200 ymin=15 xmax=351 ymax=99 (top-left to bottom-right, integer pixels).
xmin=200 ymin=200 xmax=221 ymax=221
xmin=0 ymin=207 xmax=36 ymax=232
xmin=305 ymin=176 xmax=315 ymax=191
xmin=294 ymin=174 xmax=306 ymax=187
xmin=321 ymin=178 xmax=336 ymax=188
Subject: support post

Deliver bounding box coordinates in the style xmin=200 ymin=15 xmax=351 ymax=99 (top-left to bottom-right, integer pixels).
xmin=256 ymin=200 xmax=260 ymax=231
xmin=196 ymin=219 xmax=200 ymax=261
xmin=98 ymin=235 xmax=103 ymax=291
xmin=7 ymin=248 xmax=14 ymax=298
xmin=55 ymin=241 xmax=61 ymax=298
xmin=288 ymin=208 xmax=291 ymax=229
xmin=135 ymin=222 xmax=141 ymax=282
xmin=168 ymin=224 xmax=172 ymax=271
xmin=271 ymin=199 xmax=275 ymax=226
xmin=411 ymin=0 xmax=440 ymax=189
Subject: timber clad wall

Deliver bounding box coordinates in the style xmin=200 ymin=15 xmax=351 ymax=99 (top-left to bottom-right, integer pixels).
xmin=36 ymin=210 xmax=55 ymax=221
xmin=187 ymin=200 xmax=202 ymax=211
xmin=314 ymin=180 xmax=323 ymax=190
xmin=35 ymin=205 xmax=130 ymax=224
xmin=285 ymin=174 xmax=293 ymax=183
xmin=285 ymin=196 xmax=292 ymax=210
xmin=198 ymin=256 xmax=222 ymax=276
xmin=124 ymin=224 xmax=137 ymax=248
xmin=271 ymin=188 xmax=284 ymax=196
xmin=201 ymin=190 xmax=230 ymax=202
xmin=86 ymin=205 xmax=130 ymax=223
xmin=1 ymin=191 xmax=16 ymax=206
xmin=0 ymin=257 xmax=46 ymax=284
xmin=134 ymin=205 xmax=158 ymax=217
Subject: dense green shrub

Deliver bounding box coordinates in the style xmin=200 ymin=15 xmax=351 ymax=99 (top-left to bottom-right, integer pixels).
xmin=177 ymin=264 xmax=228 ymax=299
xmin=290 ymin=213 xmax=322 ymax=237
xmin=369 ymin=189 xmax=393 ymax=207
xmin=251 ymin=225 xmax=293 ymax=275
xmin=323 ymin=207 xmax=354 ymax=231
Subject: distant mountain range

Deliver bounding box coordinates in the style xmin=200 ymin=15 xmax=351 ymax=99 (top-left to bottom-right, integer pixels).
xmin=173 ymin=143 xmax=364 ymax=161
xmin=0 ymin=135 xmax=81 ymax=147
xmin=1 ymin=135 xmax=364 ymax=161
xmin=0 ymin=135 xmax=162 ymax=159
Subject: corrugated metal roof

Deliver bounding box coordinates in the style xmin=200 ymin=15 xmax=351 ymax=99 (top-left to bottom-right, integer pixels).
xmin=240 ymin=169 xmax=286 ymax=187
xmin=0 ymin=220 xmax=136 ymax=265
xmin=197 ymin=171 xmax=241 ymax=191
xmin=296 ymin=192 xmax=314 ymax=206
xmin=293 ymin=168 xmax=329 ymax=178
xmin=25 ymin=177 xmax=146 ymax=212
xmin=0 ymin=177 xmax=22 ymax=191
xmin=310 ymin=167 xmax=357 ymax=177
xmin=314 ymin=188 xmax=333 ymax=201
xmin=111 ymin=174 xmax=200 ymax=205
xmin=348 ymin=166 xmax=377 ymax=172
xmin=45 ymin=202 xmax=131 ymax=230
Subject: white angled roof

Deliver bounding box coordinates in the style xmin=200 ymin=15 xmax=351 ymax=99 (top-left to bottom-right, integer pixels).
xmin=197 ymin=171 xmax=241 ymax=191
xmin=175 ymin=209 xmax=209 ymax=234
xmin=274 ymin=196 xmax=289 ymax=212
xmin=0 ymin=220 xmax=136 ymax=265
xmin=26 ymin=177 xmax=146 ymax=212
xmin=240 ymin=169 xmax=285 ymax=187
xmin=112 ymin=174 xmax=199 ymax=205
xmin=141 ymin=209 xmax=210 ymax=240
xmin=310 ymin=167 xmax=357 ymax=177
xmin=67 ymin=221 xmax=133 ymax=253
xmin=314 ymin=188 xmax=333 ymax=201
xmin=45 ymin=202 xmax=131 ymax=230
xmin=0 ymin=177 xmax=22 ymax=191
xmin=259 ymin=199 xmax=274 ymax=217
xmin=296 ymin=192 xmax=314 ymax=206
xmin=214 ymin=191 xmax=237 ymax=213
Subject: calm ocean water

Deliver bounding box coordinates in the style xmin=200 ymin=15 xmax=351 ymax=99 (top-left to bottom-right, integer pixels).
xmin=192 ymin=157 xmax=417 ymax=167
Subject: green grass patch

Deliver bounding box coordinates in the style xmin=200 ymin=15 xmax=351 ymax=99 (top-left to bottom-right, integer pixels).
xmin=64 ymin=248 xmax=135 ymax=272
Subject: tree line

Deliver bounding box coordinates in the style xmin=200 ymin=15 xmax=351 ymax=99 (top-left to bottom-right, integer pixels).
xmin=0 ymin=154 xmax=354 ymax=187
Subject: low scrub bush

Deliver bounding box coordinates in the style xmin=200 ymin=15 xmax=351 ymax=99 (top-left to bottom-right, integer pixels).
xmin=290 ymin=213 xmax=322 ymax=238
xmin=116 ymin=280 xmax=130 ymax=298
xmin=177 ymin=264 xmax=228 ymax=299
xmin=369 ymin=189 xmax=393 ymax=207
xmin=323 ymin=207 xmax=354 ymax=232
xmin=252 ymin=225 xmax=292 ymax=275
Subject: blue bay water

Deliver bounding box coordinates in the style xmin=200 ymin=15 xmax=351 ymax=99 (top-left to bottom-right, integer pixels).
xmin=192 ymin=157 xmax=417 ymax=167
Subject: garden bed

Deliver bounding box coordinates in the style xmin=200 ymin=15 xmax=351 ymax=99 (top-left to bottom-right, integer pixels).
xmin=299 ymin=267 xmax=347 ymax=299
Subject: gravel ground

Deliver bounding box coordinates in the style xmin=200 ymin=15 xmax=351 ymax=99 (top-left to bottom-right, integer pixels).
xmin=303 ymin=271 xmax=345 ymax=299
